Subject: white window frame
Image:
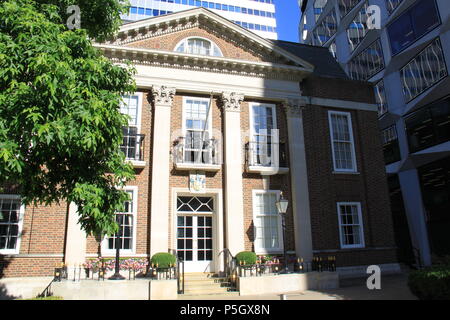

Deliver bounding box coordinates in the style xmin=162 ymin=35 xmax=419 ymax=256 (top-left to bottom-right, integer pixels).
xmin=337 ymin=202 xmax=365 ymax=249
xmin=174 ymin=37 xmax=223 ymax=57
xmin=252 ymin=190 xmax=284 ymax=254
xmin=120 ymin=93 xmax=144 ymax=162
xmin=101 ymin=186 xmax=138 ymax=256
xmin=181 ymin=96 xmax=213 ymax=162
xmin=249 ymin=102 xmax=278 ymax=167
xmin=120 ymin=92 xmax=143 ymax=133
xmin=328 ymin=110 xmax=358 ymax=173
xmin=0 ymin=195 xmax=25 ymax=255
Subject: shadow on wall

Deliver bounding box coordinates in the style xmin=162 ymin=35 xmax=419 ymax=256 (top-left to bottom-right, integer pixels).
xmin=0 ymin=255 xmax=17 ymax=300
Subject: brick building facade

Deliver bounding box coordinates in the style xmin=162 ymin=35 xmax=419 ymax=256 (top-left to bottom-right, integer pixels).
xmin=0 ymin=8 xmax=399 ymax=279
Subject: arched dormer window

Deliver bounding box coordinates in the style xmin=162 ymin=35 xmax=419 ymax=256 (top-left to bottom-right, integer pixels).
xmin=175 ymin=37 xmax=223 ymax=57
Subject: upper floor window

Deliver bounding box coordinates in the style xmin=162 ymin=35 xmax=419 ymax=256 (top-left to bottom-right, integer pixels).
xmin=120 ymin=95 xmax=140 ymax=127
xmin=120 ymin=94 xmax=144 ymax=162
xmin=175 ymin=38 xmax=223 ymax=57
xmin=181 ymin=97 xmax=216 ymax=165
xmin=386 ymin=0 xmax=404 ymax=15
xmin=348 ymin=39 xmax=385 ymax=81
xmin=314 ymin=0 xmax=328 ymax=22
xmin=374 ymin=80 xmax=388 ymax=117
xmin=301 ymin=15 xmax=308 ymax=41
xmin=312 ymin=8 xmax=337 ymax=46
xmin=248 ymin=103 xmax=285 ymax=168
xmin=0 ymin=195 xmax=25 ymax=254
xmin=387 ymin=0 xmax=441 ymax=56
xmin=381 ymin=125 xmax=401 ymax=164
xmin=338 ymin=0 xmax=360 ymax=18
xmin=400 ymin=38 xmax=447 ymax=102
xmin=328 ymin=111 xmax=357 ymax=172
xmin=405 ymin=96 xmax=450 ymax=153
xmin=347 ymin=1 xmax=370 ymax=53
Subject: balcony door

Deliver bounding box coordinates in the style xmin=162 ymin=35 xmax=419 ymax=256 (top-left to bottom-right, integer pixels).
xmin=176 ymin=196 xmax=214 ymax=272
xmin=183 ymin=98 xmax=212 ymax=164
xmin=250 ymin=103 xmax=278 ymax=167
xmin=120 ymin=94 xmax=143 ymax=161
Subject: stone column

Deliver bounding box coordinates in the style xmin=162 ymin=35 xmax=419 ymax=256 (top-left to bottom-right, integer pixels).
xmin=64 ymin=202 xmax=86 ymax=279
xmin=220 ymin=92 xmax=246 ymax=256
xmin=149 ymin=85 xmax=176 ymax=256
xmin=283 ymin=99 xmax=313 ymax=262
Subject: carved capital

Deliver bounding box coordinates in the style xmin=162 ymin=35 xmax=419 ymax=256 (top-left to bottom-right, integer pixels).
xmin=283 ymin=98 xmax=307 ymax=118
xmin=220 ymin=92 xmax=245 ymax=112
xmin=151 ymin=85 xmax=176 ymax=107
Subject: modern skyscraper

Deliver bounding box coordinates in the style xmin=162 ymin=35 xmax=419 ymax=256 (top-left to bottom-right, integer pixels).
xmin=298 ymin=0 xmax=450 ymax=267
xmin=122 ymin=0 xmax=278 ymax=39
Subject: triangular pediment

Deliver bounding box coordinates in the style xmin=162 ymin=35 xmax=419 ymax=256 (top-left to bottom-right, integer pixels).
xmin=101 ymin=7 xmax=314 ymax=71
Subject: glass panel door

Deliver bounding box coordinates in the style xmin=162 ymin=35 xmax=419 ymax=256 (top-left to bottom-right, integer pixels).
xmin=176 ymin=196 xmax=214 ymax=272
xmin=177 ymin=215 xmax=213 ymax=272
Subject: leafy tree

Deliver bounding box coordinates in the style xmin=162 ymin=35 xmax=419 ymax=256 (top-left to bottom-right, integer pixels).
xmin=0 ymin=0 xmax=137 ymax=236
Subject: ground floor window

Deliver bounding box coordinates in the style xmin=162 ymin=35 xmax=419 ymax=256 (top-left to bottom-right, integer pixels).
xmin=0 ymin=195 xmax=24 ymax=254
xmin=103 ymin=188 xmax=137 ymax=254
xmin=252 ymin=191 xmax=283 ymax=253
xmin=337 ymin=202 xmax=365 ymax=249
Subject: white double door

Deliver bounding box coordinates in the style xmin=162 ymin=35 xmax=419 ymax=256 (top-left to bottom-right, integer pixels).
xmin=177 ymin=214 xmax=213 ymax=272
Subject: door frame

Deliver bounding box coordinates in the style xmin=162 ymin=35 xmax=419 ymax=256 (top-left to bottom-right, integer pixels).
xmin=171 ymin=188 xmax=224 ymax=274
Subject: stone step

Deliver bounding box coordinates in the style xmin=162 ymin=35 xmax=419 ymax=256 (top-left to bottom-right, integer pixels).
xmin=184 ymin=288 xmax=232 ymax=295
xmin=179 ymin=292 xmax=240 ymax=299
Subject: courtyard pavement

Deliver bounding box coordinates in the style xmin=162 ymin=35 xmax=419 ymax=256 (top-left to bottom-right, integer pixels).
xmin=178 ymin=273 xmax=417 ymax=300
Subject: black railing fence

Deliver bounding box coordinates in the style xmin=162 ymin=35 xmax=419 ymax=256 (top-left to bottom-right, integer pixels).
xmin=121 ymin=127 xmax=145 ymax=161
xmin=245 ymin=141 xmax=288 ymax=168
xmin=236 ymin=255 xmax=337 ymax=278
xmin=222 ymin=248 xmax=239 ymax=292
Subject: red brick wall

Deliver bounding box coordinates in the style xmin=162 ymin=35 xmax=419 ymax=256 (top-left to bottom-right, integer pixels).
xmin=302 ymin=103 xmax=397 ymax=267
xmin=124 ymin=26 xmax=280 ymax=63
xmin=302 ymin=75 xmax=375 ymax=104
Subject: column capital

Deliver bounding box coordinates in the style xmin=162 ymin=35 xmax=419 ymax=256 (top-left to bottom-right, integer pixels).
xmin=151 ymin=85 xmax=176 ymax=107
xmin=283 ymin=98 xmax=307 ymax=118
xmin=220 ymin=92 xmax=245 ymax=112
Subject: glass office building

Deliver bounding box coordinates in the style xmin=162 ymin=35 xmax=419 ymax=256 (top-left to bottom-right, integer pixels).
xmin=299 ymin=0 xmax=450 ymax=266
xmin=123 ymin=0 xmax=278 ymax=39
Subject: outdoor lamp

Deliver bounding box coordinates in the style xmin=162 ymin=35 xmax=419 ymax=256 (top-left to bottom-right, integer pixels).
xmin=275 ymin=192 xmax=289 ymax=215
xmin=276 ymin=192 xmax=289 ymax=274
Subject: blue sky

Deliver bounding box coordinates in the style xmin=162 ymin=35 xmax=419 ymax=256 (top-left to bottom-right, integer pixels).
xmin=275 ymin=0 xmax=301 ymax=42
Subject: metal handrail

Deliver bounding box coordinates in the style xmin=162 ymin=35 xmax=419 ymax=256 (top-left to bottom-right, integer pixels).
xmin=173 ymin=137 xmax=220 ymax=165
xmin=121 ymin=127 xmax=145 ymax=161
xmin=176 ymin=256 xmax=185 ymax=294
xmin=245 ymin=141 xmax=288 ymax=168
xmin=220 ymin=248 xmax=238 ymax=292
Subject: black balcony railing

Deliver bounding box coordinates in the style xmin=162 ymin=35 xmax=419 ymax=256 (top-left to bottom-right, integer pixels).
xmin=121 ymin=127 xmax=145 ymax=162
xmin=245 ymin=141 xmax=288 ymax=168
xmin=173 ymin=137 xmax=220 ymax=166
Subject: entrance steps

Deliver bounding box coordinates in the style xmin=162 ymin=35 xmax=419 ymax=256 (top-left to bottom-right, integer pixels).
xmin=182 ymin=273 xmax=239 ymax=296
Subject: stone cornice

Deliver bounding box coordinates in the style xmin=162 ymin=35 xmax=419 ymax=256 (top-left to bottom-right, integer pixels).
xmin=103 ymin=8 xmax=315 ymax=72
xmin=151 ymin=85 xmax=176 ymax=106
xmin=96 ymin=44 xmax=310 ymax=81
xmin=220 ymin=92 xmax=245 ymax=112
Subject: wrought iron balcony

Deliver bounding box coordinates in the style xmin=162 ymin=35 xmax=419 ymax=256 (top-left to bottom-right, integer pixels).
xmin=245 ymin=141 xmax=289 ymax=174
xmin=173 ymin=136 xmax=221 ymax=171
xmin=121 ymin=127 xmax=145 ymax=167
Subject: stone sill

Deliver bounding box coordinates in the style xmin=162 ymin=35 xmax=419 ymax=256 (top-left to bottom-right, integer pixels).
xmin=247 ymin=166 xmax=289 ymax=175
